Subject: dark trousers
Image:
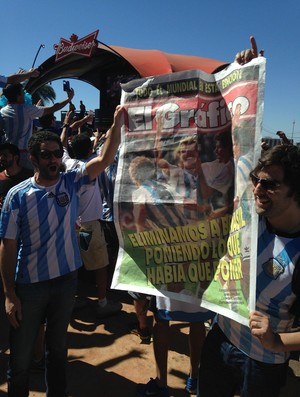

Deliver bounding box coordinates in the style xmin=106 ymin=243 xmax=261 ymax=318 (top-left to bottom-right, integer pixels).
xmin=8 ymin=271 xmax=77 ymax=397
xmin=198 ymin=324 xmax=288 ymax=397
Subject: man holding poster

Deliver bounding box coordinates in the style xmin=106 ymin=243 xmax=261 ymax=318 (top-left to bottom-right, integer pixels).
xmin=198 ymin=144 xmax=300 ymax=397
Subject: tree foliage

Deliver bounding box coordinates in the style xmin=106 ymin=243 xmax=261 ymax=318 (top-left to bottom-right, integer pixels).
xmin=32 ymin=84 xmax=56 ymax=105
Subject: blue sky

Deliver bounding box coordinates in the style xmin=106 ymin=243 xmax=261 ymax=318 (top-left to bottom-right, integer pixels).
xmin=1 ymin=0 xmax=300 ymax=141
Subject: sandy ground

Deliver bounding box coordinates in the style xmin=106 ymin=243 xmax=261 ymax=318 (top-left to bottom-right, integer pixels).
xmin=1 ymin=276 xmax=300 ymax=397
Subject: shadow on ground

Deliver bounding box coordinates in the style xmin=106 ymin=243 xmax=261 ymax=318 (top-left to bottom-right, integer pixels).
xmin=1 ymin=275 xmax=300 ymax=397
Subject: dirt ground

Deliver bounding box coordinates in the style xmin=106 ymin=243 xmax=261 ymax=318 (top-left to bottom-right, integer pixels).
xmin=1 ymin=276 xmax=300 ymax=397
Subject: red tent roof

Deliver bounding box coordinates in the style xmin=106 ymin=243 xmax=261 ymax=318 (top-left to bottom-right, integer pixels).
xmin=100 ymin=44 xmax=227 ymax=77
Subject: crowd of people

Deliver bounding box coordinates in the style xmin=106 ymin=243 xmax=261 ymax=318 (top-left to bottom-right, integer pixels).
xmin=0 ymin=36 xmax=300 ymax=397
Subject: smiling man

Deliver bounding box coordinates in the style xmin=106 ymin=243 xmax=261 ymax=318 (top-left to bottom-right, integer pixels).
xmin=0 ymin=105 xmax=123 ymax=397
xmin=198 ymin=144 xmax=300 ymax=397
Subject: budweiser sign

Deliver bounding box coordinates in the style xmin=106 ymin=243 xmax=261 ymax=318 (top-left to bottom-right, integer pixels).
xmin=53 ymin=30 xmax=99 ymax=61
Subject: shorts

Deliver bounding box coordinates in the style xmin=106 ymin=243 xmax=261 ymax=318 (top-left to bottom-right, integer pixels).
xmin=79 ymin=220 xmax=109 ymax=270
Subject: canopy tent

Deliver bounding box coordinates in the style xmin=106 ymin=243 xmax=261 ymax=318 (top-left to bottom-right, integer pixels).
xmin=25 ymin=42 xmax=227 ymax=126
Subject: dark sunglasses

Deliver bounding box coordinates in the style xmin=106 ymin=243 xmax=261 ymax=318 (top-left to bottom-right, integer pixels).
xmin=38 ymin=149 xmax=63 ymax=160
xmin=250 ymin=173 xmax=281 ymax=191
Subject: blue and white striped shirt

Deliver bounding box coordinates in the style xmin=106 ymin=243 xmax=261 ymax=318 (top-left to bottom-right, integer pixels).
xmin=98 ymin=147 xmax=119 ymax=222
xmin=218 ymin=216 xmax=300 ymax=364
xmin=0 ymin=103 xmax=44 ymax=149
xmin=0 ymin=165 xmax=90 ymax=284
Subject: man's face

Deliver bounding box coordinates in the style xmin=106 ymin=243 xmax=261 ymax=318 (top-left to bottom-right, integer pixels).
xmin=252 ymin=165 xmax=296 ymax=220
xmin=33 ymin=141 xmax=63 ymax=182
xmin=179 ymin=142 xmax=199 ymax=170
xmin=0 ymin=150 xmax=15 ymax=172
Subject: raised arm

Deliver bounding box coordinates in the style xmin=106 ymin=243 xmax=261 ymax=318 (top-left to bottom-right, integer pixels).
xmin=42 ymin=88 xmax=74 ymax=116
xmin=92 ymin=127 xmax=105 ymax=152
xmin=85 ymin=105 xmax=123 ymax=181
xmin=6 ymin=68 xmax=40 ymax=84
xmin=70 ymin=113 xmax=93 ymax=134
xmin=60 ymin=110 xmax=74 ymax=148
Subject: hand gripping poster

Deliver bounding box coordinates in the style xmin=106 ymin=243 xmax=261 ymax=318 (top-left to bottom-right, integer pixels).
xmin=112 ymin=57 xmax=266 ymax=326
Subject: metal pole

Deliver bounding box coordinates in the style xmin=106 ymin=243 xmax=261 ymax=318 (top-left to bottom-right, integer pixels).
xmin=32 ymin=44 xmax=45 ymax=69
xmin=292 ymin=120 xmax=295 ymax=142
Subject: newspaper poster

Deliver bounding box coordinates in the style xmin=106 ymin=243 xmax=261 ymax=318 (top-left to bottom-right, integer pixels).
xmin=112 ymin=57 xmax=266 ymax=325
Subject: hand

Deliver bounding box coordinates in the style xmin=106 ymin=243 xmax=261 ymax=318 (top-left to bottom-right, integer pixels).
xmin=276 ymin=131 xmax=290 ymax=144
xmin=63 ymin=110 xmax=73 ymax=125
xmin=261 ymin=141 xmax=270 ymax=151
xmin=85 ymin=113 xmax=94 ymax=124
xmin=249 ymin=310 xmax=279 ymax=350
xmin=235 ymin=36 xmax=264 ymax=65
xmin=29 ymin=68 xmax=40 ymax=78
xmin=67 ymin=88 xmax=75 ymax=102
xmin=112 ymin=105 xmax=124 ymax=129
xmin=5 ymin=294 xmax=22 ymax=329
xmin=93 ymin=127 xmax=104 ymax=142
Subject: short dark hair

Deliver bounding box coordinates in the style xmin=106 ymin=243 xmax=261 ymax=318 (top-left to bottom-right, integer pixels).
xmin=0 ymin=142 xmax=20 ymax=157
xmin=28 ymin=131 xmax=63 ymax=158
xmin=39 ymin=113 xmax=55 ymax=129
xmin=2 ymin=84 xmax=23 ymax=102
xmin=71 ymin=134 xmax=92 ymax=159
xmin=0 ymin=142 xmax=20 ymax=165
xmin=252 ymin=144 xmax=300 ymax=206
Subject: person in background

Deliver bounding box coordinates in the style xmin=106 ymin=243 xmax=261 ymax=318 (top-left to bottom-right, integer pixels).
xmin=128 ymin=292 xmax=152 ymax=343
xmin=60 ymin=114 xmax=122 ymax=318
xmin=0 ymin=143 xmax=45 ymax=371
xmin=79 ymin=100 xmax=86 ymax=119
xmin=0 ymin=143 xmax=33 ymax=211
xmin=97 ymin=128 xmax=121 ymax=289
xmin=276 ymin=130 xmax=290 ymax=145
xmin=0 ymin=84 xmax=74 ymax=168
xmin=39 ymin=113 xmax=58 ymax=134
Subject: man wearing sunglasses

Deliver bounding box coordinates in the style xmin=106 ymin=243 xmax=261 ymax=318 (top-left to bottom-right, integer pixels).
xmin=0 ymin=105 xmax=123 ymax=397
xmin=198 ymin=144 xmax=300 ymax=397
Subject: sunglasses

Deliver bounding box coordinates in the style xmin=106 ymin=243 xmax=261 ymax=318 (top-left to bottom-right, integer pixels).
xmin=38 ymin=149 xmax=63 ymax=160
xmin=250 ymin=173 xmax=281 ymax=191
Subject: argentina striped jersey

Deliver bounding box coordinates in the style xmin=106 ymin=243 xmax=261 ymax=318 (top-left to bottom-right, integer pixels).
xmin=0 ymin=165 xmax=91 ymax=284
xmin=218 ymin=216 xmax=300 ymax=363
xmin=0 ymin=103 xmax=44 ymax=149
